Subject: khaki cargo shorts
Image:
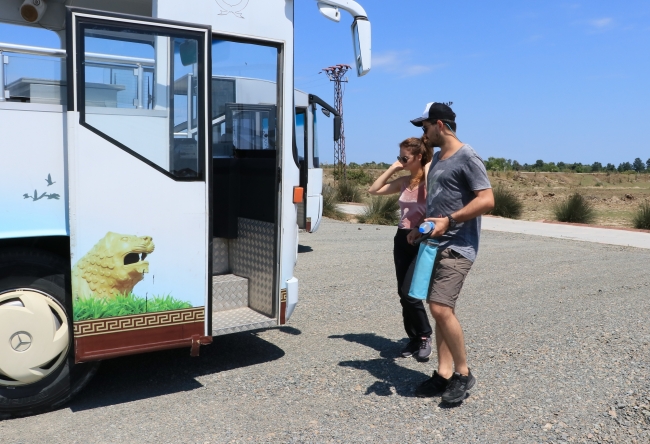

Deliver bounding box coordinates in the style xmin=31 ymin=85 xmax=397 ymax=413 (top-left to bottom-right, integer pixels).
xmin=427 ymin=248 xmax=473 ymax=309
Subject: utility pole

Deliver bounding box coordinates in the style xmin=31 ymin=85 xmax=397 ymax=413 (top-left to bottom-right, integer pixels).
xmin=322 ymin=64 xmax=350 ymax=181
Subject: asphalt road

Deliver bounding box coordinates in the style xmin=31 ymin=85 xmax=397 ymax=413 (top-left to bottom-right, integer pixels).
xmin=2 ymin=219 xmax=650 ymax=443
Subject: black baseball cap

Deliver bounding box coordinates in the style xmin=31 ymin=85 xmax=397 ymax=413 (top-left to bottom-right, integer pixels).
xmin=410 ymin=102 xmax=456 ymax=127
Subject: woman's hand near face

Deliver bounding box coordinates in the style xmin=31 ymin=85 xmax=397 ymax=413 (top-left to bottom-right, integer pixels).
xmin=390 ymin=160 xmax=405 ymax=172
xmin=368 ymin=160 xmax=407 ymax=195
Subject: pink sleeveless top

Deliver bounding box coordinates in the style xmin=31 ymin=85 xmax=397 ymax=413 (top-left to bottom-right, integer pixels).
xmin=398 ymin=179 xmax=426 ymax=229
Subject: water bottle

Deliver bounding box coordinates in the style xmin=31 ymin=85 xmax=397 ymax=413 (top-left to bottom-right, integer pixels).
xmin=414 ymin=221 xmax=435 ymax=244
xmin=419 ymin=221 xmax=435 ymax=235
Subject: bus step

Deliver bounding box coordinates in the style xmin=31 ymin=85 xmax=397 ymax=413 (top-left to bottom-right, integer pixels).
xmin=212 ymin=307 xmax=276 ymax=336
xmin=212 ymin=274 xmax=248 ymax=312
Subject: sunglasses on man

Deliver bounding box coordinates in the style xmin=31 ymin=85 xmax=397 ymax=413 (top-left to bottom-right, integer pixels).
xmin=423 ymin=120 xmax=454 ymax=133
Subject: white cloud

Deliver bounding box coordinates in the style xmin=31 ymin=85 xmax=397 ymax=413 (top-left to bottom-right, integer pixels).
xmin=402 ymin=65 xmax=434 ymax=76
xmin=372 ymin=51 xmax=401 ymax=67
xmin=372 ymin=50 xmax=445 ymax=77
xmin=561 ymin=3 xmax=581 ymax=11
xmin=518 ymin=34 xmax=544 ymax=46
xmin=589 ymin=17 xmax=613 ymax=28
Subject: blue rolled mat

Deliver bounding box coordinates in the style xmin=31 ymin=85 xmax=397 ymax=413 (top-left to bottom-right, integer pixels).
xmin=408 ymin=240 xmax=439 ymax=300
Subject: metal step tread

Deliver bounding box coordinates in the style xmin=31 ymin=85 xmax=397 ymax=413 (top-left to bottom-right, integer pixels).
xmin=212 ymin=273 xmax=248 ymax=312
xmin=212 ymin=307 xmax=276 ymax=336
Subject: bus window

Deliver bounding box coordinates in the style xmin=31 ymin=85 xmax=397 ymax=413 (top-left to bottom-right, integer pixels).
xmin=80 ymin=24 xmax=205 ymax=179
xmin=295 ymin=109 xmax=306 ymax=161
xmin=313 ymin=107 xmax=320 ymax=167
xmin=211 ymin=40 xmax=278 ymax=157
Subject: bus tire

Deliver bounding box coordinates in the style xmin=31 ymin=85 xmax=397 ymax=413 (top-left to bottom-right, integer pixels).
xmin=0 ymin=248 xmax=99 ymax=418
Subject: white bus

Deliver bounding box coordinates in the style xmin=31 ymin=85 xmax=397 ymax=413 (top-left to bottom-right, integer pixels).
xmin=0 ymin=0 xmax=370 ymax=417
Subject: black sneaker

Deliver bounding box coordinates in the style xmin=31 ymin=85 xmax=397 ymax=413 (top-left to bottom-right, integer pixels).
xmin=414 ymin=371 xmax=450 ymax=397
xmin=441 ymin=370 xmax=476 ymax=404
xmin=400 ymin=340 xmax=419 ymax=358
xmin=416 ymin=337 xmax=432 ymax=362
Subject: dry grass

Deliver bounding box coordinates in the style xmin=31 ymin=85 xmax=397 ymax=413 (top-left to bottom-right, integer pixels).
xmin=324 ymin=168 xmax=650 ymax=228
xmin=486 ymin=171 xmax=650 ymax=227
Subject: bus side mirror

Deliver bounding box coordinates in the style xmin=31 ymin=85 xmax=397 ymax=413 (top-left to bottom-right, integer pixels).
xmin=352 ymin=18 xmax=371 ymax=77
xmin=334 ymin=115 xmax=341 ymax=141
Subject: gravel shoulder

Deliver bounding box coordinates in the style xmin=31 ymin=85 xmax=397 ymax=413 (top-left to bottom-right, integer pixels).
xmin=2 ymin=218 xmax=650 ymax=443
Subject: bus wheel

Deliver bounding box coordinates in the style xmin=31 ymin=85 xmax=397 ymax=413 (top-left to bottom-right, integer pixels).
xmin=0 ymin=248 xmax=99 ymax=418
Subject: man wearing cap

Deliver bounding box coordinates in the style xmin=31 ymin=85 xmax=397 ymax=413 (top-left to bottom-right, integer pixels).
xmin=407 ymin=102 xmax=494 ymax=403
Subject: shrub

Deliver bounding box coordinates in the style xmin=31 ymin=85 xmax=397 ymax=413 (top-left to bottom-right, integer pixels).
xmin=322 ymin=184 xmax=346 ymax=220
xmin=346 ymin=169 xmax=374 ymax=185
xmin=488 ymin=185 xmax=523 ymax=219
xmin=553 ymin=193 xmax=596 ymax=224
xmin=336 ymin=180 xmax=363 ymax=203
xmin=357 ymin=195 xmax=400 ymax=225
xmin=333 ymin=168 xmax=373 ymax=185
xmin=361 ymin=161 xmax=391 ymax=169
xmin=632 ymin=200 xmax=650 ymax=230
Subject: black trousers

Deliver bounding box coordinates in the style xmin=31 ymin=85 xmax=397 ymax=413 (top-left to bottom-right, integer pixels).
xmin=393 ymin=228 xmax=433 ymax=339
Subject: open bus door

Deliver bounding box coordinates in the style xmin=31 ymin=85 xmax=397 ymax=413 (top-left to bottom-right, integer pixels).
xmin=66 ymin=9 xmax=212 ymax=362
xmin=295 ymin=92 xmax=340 ymax=233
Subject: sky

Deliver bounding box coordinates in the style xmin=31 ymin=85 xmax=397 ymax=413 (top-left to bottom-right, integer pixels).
xmin=1 ymin=1 xmax=649 ymax=166
xmin=294 ymin=0 xmax=650 ymax=166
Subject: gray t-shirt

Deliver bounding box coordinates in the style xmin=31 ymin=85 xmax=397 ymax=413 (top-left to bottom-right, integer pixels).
xmin=426 ymin=144 xmax=491 ymax=262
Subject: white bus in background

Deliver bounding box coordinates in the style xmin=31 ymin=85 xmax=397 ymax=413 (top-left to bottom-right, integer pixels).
xmin=296 ymin=90 xmax=340 ymax=233
xmin=0 ymin=0 xmax=369 ymax=417
xmin=210 ymin=76 xmax=340 ymax=235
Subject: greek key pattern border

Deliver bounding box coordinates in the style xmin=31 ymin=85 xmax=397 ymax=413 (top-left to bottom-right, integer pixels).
xmin=73 ymin=308 xmax=205 ymax=338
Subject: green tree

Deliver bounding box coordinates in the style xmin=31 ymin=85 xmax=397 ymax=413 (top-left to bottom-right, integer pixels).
xmin=485 ymin=157 xmax=511 ymax=171
xmin=618 ymin=162 xmax=633 ymax=172
xmin=646 ymin=158 xmax=650 ymax=170
xmin=591 ymin=162 xmax=603 ymax=172
xmin=542 ymin=162 xmax=559 ymax=172
xmin=534 ymin=159 xmax=545 ymax=170
xmin=606 ymin=163 xmax=616 ymax=172
xmin=633 ymin=158 xmax=646 ymax=172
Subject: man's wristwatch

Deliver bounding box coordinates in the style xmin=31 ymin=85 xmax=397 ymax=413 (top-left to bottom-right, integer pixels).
xmin=446 ymin=215 xmax=458 ymax=231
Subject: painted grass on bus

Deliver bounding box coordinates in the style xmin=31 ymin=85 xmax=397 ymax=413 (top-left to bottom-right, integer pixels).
xmin=73 ymin=293 xmax=192 ymax=321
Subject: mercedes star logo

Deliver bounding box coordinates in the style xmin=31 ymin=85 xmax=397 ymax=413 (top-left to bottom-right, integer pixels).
xmin=10 ymin=331 xmax=33 ymax=352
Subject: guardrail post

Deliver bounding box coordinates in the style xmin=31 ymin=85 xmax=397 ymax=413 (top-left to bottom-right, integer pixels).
xmin=0 ymin=50 xmax=6 ymax=102
xmin=135 ymin=63 xmax=144 ymax=109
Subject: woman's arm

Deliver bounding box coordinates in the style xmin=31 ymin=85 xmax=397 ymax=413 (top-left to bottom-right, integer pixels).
xmin=368 ymin=161 xmax=406 ymax=195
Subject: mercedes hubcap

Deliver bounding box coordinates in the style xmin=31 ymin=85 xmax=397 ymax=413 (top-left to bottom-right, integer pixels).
xmin=0 ymin=289 xmax=70 ymax=386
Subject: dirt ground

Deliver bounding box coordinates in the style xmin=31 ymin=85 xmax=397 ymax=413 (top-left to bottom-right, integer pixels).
xmin=324 ymin=169 xmax=650 ymax=228
xmin=489 ymin=171 xmax=650 ymax=227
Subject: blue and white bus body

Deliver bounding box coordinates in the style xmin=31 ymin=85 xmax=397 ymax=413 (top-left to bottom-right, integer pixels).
xmin=0 ymin=0 xmax=370 ymax=416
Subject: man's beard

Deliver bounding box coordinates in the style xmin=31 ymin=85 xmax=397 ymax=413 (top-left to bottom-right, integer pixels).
xmin=423 ymin=134 xmax=441 ymax=148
